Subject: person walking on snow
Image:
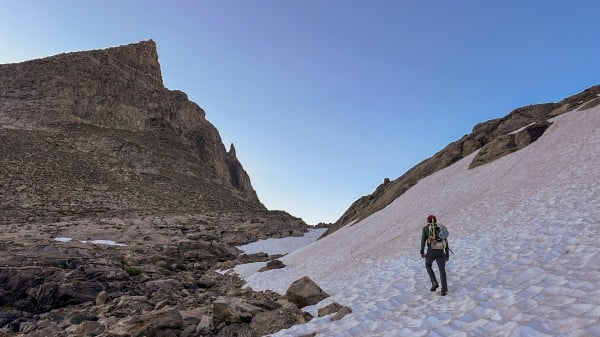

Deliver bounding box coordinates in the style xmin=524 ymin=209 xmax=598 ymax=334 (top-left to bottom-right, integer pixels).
xmin=420 ymin=214 xmax=450 ymax=296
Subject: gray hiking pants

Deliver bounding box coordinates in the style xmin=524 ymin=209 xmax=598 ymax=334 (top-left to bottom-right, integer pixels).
xmin=425 ymin=249 xmax=447 ymax=291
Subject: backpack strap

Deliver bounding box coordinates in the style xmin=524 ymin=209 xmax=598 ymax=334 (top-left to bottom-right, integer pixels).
xmin=427 ymin=222 xmax=435 ymax=243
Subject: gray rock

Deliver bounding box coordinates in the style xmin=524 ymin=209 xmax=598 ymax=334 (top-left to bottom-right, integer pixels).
xmin=144 ymin=278 xmax=182 ymax=294
xmin=196 ymin=314 xmax=212 ymax=330
xmin=318 ymin=302 xmax=343 ymax=317
xmin=258 ymin=259 xmax=285 ymax=272
xmin=249 ymin=306 xmax=307 ymax=336
xmin=197 ymin=279 xmax=216 ymax=289
xmin=213 ymin=296 xmax=264 ymax=326
xmin=18 ymin=320 xmax=36 ymax=333
xmin=331 ymin=306 xmax=352 ymax=321
xmin=95 ymin=290 xmax=108 ymax=305
xmin=72 ymin=320 xmax=104 ymax=335
xmin=179 ymin=307 xmax=205 ymax=326
xmin=181 ymin=324 xmax=198 ymax=337
xmin=0 ymin=310 xmax=22 ymax=320
xmin=216 ymin=324 xmax=254 ymax=337
xmin=285 ymin=276 xmax=329 ymax=308
xmin=144 ymin=308 xmax=183 ymax=330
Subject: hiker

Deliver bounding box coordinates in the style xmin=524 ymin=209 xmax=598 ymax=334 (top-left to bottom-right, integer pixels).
xmin=420 ymin=214 xmax=449 ymax=296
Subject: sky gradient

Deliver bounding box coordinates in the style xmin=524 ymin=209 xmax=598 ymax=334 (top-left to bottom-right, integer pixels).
xmin=2 ymin=1 xmax=600 ymax=225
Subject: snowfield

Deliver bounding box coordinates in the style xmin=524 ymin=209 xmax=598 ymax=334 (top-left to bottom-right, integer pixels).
xmin=237 ymin=228 xmax=326 ymax=256
xmin=237 ymin=106 xmax=600 ymax=337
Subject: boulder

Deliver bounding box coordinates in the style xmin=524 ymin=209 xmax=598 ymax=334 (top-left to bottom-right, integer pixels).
xmin=197 ymin=279 xmax=217 ymax=289
xmin=285 ymin=276 xmax=329 ymax=308
xmin=70 ymin=320 xmax=104 ymax=336
xmin=331 ymin=306 xmax=352 ymax=321
xmin=258 ymin=259 xmax=285 ymax=272
xmin=216 ymin=324 xmax=254 ymax=337
xmin=179 ymin=307 xmax=205 ymax=326
xmin=248 ymin=306 xmax=307 ymax=336
xmin=142 ymin=307 xmax=183 ymax=330
xmin=106 ymin=307 xmax=183 ymax=336
xmin=212 ymin=296 xmax=264 ymax=326
xmin=95 ymin=290 xmax=109 ymax=305
xmin=144 ymin=278 xmax=182 ymax=294
xmin=197 ymin=314 xmax=212 ymax=330
xmin=317 ymin=302 xmax=343 ymax=317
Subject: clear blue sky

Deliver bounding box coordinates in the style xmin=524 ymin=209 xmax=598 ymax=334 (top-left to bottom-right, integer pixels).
xmin=2 ymin=1 xmax=600 ymax=225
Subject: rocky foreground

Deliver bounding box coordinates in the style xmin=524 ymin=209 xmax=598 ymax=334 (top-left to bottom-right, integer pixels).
xmin=0 ymin=212 xmax=336 ymax=336
xmin=0 ymin=40 xmax=332 ymax=336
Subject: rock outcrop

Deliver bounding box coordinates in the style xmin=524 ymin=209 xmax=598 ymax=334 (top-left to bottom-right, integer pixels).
xmin=469 ymin=120 xmax=552 ymax=169
xmin=0 ymin=40 xmax=261 ymax=218
xmin=325 ymin=85 xmax=600 ymax=236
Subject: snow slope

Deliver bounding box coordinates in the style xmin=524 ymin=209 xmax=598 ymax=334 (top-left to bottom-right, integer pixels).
xmin=239 ymin=107 xmax=600 ymax=337
xmin=237 ymin=228 xmax=326 ymax=255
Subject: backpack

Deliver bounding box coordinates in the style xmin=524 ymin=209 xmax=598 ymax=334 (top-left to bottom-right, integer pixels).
xmin=428 ymin=223 xmax=449 ymax=250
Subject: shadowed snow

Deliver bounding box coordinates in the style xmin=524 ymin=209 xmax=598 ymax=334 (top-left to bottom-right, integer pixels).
xmin=237 ymin=228 xmax=326 ymax=255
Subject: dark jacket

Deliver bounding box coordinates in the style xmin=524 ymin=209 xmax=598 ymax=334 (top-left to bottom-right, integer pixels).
xmin=420 ymin=224 xmax=449 ymax=256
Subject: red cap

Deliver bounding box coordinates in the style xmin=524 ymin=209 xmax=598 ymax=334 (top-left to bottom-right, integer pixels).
xmin=427 ymin=215 xmax=436 ymax=223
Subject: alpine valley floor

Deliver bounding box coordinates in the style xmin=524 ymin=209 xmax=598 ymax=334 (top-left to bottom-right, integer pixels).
xmin=234 ymin=106 xmax=600 ymax=337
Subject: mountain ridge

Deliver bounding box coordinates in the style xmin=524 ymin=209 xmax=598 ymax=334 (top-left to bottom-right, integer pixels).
xmin=0 ymin=40 xmax=270 ymax=220
xmin=325 ymin=84 xmax=600 ymax=236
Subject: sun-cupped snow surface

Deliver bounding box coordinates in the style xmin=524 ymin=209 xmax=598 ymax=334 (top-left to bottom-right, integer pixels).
xmin=241 ymin=107 xmax=600 ymax=337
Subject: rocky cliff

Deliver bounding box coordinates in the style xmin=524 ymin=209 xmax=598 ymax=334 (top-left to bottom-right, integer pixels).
xmin=325 ymin=85 xmax=600 ymax=236
xmin=0 ymin=41 xmax=310 ymax=336
xmin=0 ymin=40 xmax=263 ymax=218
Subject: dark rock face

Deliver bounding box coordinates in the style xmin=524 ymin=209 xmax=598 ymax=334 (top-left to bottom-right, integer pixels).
xmin=469 ymin=120 xmax=552 ymax=169
xmin=325 ymin=85 xmax=600 ymax=236
xmin=0 ymin=246 xmax=128 ymax=314
xmin=0 ymin=40 xmax=261 ymax=217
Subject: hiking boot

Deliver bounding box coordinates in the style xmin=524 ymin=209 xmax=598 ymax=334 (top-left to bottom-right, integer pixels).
xmin=430 ymin=284 xmax=439 ymax=292
xmin=441 ymin=290 xmax=447 ymax=296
